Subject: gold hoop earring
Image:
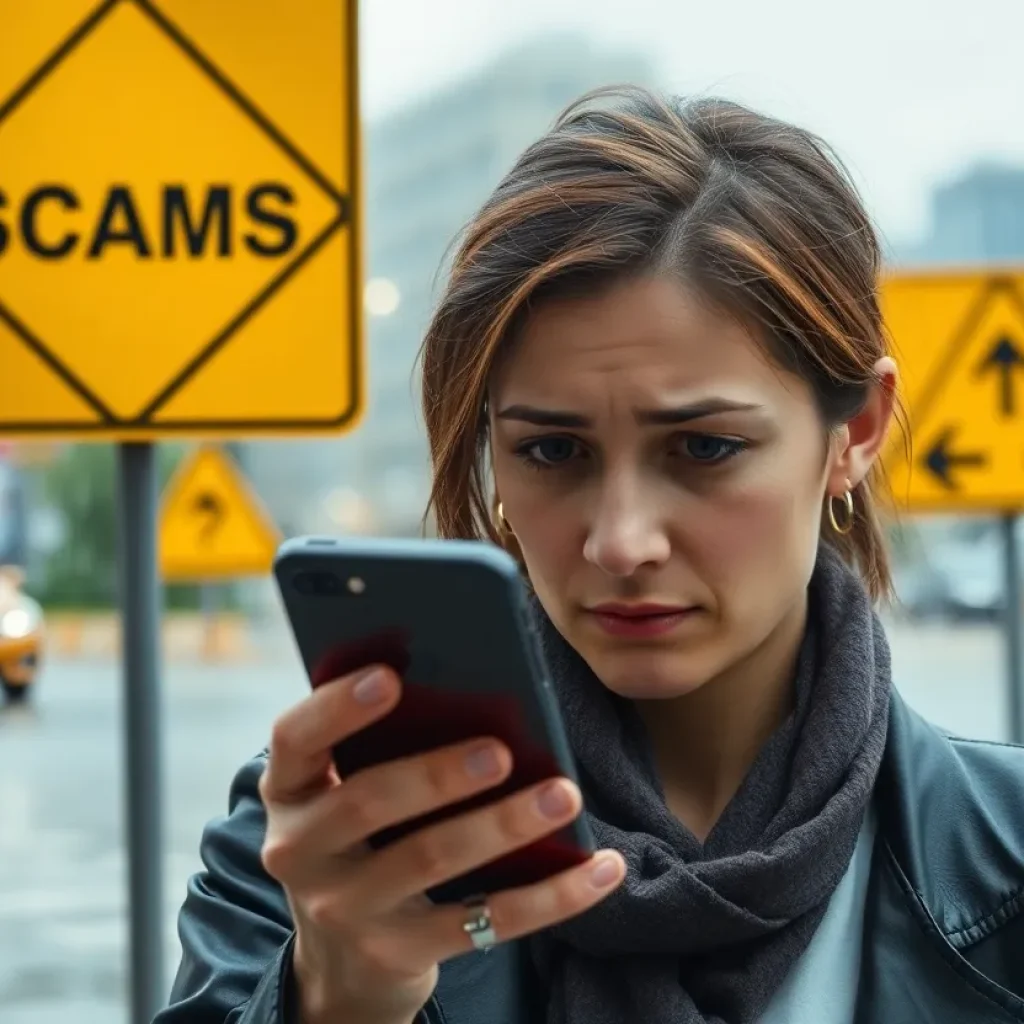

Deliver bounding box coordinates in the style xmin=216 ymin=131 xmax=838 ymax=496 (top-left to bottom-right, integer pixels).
xmin=828 ymin=489 xmax=855 ymax=535
xmin=496 ymin=502 xmax=511 ymax=534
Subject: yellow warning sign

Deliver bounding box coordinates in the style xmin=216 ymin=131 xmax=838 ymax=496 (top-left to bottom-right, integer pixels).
xmin=0 ymin=0 xmax=362 ymax=440
xmin=159 ymin=445 xmax=281 ymax=580
xmin=882 ymin=272 xmax=1024 ymax=512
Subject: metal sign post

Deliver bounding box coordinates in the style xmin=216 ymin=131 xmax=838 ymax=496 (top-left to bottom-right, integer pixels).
xmin=1001 ymin=513 xmax=1024 ymax=743
xmin=116 ymin=441 xmax=164 ymax=1021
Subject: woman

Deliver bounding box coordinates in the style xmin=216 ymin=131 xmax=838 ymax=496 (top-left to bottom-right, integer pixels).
xmin=155 ymin=88 xmax=1024 ymax=1024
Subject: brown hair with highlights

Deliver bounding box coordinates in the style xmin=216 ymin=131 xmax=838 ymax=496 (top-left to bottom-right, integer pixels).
xmin=420 ymin=86 xmax=901 ymax=600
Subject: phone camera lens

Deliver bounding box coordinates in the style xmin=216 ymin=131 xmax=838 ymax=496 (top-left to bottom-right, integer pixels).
xmin=294 ymin=571 xmax=342 ymax=596
xmin=317 ymin=574 xmax=341 ymax=595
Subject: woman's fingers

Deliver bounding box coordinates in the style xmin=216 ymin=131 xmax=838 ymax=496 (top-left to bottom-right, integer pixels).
xmin=386 ymin=850 xmax=627 ymax=971
xmin=259 ymin=665 xmax=400 ymax=802
xmin=278 ymin=736 xmax=515 ymax=863
xmin=354 ymin=777 xmax=585 ymax=910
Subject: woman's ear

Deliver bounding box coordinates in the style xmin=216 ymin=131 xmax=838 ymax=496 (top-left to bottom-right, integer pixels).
xmin=827 ymin=356 xmax=898 ymax=497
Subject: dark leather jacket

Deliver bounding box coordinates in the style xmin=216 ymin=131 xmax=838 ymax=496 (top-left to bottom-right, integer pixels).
xmin=154 ymin=691 xmax=1024 ymax=1024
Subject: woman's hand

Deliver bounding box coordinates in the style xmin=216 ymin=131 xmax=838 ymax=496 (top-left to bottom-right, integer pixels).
xmin=258 ymin=664 xmax=626 ymax=1024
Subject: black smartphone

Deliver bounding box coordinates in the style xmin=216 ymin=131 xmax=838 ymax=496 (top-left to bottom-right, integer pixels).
xmin=273 ymin=535 xmax=595 ymax=904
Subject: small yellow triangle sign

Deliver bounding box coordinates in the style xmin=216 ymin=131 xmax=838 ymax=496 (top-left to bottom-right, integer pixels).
xmin=890 ymin=278 xmax=1024 ymax=511
xmin=159 ymin=445 xmax=282 ymax=581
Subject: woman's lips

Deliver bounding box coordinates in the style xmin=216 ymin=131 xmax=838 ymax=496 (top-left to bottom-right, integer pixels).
xmin=586 ymin=603 xmax=698 ymax=638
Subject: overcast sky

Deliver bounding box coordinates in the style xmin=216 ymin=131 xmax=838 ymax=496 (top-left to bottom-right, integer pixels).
xmin=360 ymin=0 xmax=1024 ymax=248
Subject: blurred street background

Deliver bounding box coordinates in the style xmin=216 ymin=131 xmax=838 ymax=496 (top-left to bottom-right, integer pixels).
xmin=4 ymin=0 xmax=1024 ymax=1020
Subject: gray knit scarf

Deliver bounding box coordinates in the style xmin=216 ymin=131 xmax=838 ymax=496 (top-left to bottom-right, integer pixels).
xmin=530 ymin=543 xmax=891 ymax=1024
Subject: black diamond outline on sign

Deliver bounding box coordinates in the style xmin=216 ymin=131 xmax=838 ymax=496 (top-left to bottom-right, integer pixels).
xmin=0 ymin=0 xmax=361 ymax=434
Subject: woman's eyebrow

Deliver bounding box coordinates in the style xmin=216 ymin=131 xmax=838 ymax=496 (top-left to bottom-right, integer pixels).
xmin=495 ymin=398 xmax=763 ymax=429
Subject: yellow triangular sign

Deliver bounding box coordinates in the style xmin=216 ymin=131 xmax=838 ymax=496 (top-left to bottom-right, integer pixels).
xmin=891 ymin=279 xmax=1024 ymax=511
xmin=159 ymin=445 xmax=282 ymax=581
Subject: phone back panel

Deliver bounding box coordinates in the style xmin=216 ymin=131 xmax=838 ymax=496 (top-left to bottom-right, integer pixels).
xmin=273 ymin=536 xmax=594 ymax=903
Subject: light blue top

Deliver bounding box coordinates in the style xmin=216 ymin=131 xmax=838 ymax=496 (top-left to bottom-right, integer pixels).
xmin=758 ymin=805 xmax=877 ymax=1023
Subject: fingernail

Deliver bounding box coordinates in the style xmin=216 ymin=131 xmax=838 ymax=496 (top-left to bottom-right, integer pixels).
xmin=464 ymin=744 xmax=503 ymax=779
xmin=537 ymin=781 xmax=575 ymax=820
xmin=590 ymin=855 xmax=622 ymax=889
xmin=352 ymin=668 xmax=391 ymax=705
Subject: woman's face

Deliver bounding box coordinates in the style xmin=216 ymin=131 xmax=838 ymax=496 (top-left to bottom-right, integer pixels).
xmin=489 ymin=274 xmax=893 ymax=700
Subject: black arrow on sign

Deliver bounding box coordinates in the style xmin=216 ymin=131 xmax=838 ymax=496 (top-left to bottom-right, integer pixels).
xmin=975 ymin=335 xmax=1024 ymax=416
xmin=921 ymin=426 xmax=987 ymax=491
xmin=192 ymin=492 xmax=224 ymax=543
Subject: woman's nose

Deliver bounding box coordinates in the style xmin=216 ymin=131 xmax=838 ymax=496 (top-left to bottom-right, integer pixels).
xmin=582 ymin=493 xmax=671 ymax=577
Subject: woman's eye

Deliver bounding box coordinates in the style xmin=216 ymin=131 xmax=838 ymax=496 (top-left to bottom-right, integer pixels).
xmin=679 ymin=435 xmax=747 ymax=464
xmin=520 ymin=436 xmax=580 ymax=467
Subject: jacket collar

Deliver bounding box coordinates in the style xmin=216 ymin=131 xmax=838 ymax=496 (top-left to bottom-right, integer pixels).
xmin=875 ymin=688 xmax=1024 ymax=947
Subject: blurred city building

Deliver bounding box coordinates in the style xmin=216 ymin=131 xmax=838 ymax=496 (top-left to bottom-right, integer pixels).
xmin=895 ymin=162 xmax=1024 ymax=268
xmin=241 ymin=33 xmax=654 ymax=538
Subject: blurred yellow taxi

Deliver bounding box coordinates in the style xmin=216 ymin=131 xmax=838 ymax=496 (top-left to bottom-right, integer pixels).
xmin=0 ymin=565 xmax=43 ymax=702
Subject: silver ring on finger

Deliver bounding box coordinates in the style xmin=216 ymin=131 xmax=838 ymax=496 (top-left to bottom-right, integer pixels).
xmin=462 ymin=895 xmax=499 ymax=953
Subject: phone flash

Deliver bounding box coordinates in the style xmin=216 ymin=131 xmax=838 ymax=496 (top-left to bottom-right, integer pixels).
xmin=347 ymin=576 xmax=366 ymax=595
